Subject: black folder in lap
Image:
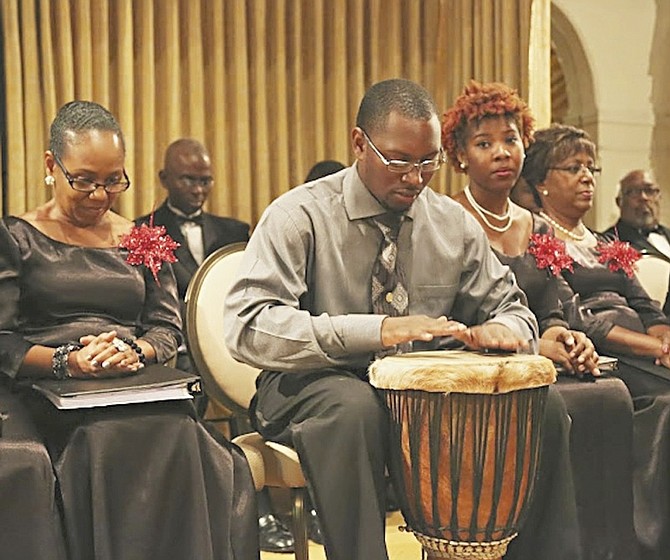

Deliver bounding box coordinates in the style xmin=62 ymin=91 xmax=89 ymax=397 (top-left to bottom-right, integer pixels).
xmin=31 ymin=365 xmax=202 ymax=410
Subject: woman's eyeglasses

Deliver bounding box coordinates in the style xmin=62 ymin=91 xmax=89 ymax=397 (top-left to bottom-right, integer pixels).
xmin=54 ymin=154 xmax=131 ymax=194
xmin=549 ymin=163 xmax=602 ymax=177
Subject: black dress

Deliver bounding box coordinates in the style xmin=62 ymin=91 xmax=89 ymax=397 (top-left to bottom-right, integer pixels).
xmin=494 ymin=218 xmax=639 ymax=560
xmin=556 ymin=227 xmax=670 ymax=560
xmin=0 ymin=217 xmax=258 ymax=560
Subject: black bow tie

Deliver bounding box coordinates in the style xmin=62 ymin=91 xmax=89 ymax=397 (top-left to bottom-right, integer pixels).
xmin=175 ymin=213 xmax=203 ymax=226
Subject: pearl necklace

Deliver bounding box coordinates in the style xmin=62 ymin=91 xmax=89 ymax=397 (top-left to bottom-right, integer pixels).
xmin=539 ymin=211 xmax=586 ymax=241
xmin=464 ymin=185 xmax=512 ymax=233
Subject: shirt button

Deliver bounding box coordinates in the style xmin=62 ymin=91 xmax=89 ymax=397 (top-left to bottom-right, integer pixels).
xmin=385 ymin=292 xmax=394 ymax=303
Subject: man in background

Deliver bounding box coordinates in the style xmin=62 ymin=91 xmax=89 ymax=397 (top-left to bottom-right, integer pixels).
xmin=604 ymin=169 xmax=670 ymax=261
xmin=137 ymin=138 xmax=250 ymax=304
xmin=305 ymin=160 xmax=346 ymax=183
xmin=136 ymin=139 xmax=294 ymax=554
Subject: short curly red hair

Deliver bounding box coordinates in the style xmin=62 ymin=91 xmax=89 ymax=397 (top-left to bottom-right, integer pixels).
xmin=441 ymin=81 xmax=535 ymax=173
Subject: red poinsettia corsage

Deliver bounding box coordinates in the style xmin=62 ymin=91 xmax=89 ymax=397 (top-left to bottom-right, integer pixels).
xmin=119 ymin=218 xmax=180 ymax=284
xmin=528 ymin=233 xmax=574 ymax=277
xmin=596 ymin=239 xmax=641 ymax=278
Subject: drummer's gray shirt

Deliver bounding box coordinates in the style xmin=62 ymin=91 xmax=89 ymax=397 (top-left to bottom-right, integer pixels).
xmin=224 ymin=164 xmax=538 ymax=373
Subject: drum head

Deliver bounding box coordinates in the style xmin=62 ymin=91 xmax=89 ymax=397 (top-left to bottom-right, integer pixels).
xmin=369 ymin=350 xmax=556 ymax=394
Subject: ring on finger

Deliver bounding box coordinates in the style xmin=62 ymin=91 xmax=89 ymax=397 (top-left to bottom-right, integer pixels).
xmin=112 ymin=337 xmax=130 ymax=353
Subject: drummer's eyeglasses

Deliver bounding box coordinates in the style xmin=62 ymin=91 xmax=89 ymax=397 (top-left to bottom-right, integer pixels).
xmin=53 ymin=154 xmax=131 ymax=194
xmin=362 ymin=130 xmax=444 ymax=174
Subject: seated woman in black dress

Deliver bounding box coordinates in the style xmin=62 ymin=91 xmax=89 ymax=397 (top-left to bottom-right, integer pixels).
xmin=0 ymin=100 xmax=257 ymax=560
xmin=441 ymin=81 xmax=599 ymax=375
xmin=442 ymin=81 xmax=639 ymax=560
xmin=521 ymin=123 xmax=670 ymax=560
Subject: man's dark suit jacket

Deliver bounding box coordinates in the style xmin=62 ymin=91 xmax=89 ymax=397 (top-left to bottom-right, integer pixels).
xmin=603 ymin=219 xmax=670 ymax=264
xmin=135 ymin=201 xmax=250 ymax=299
xmin=604 ymin=219 xmax=670 ymax=315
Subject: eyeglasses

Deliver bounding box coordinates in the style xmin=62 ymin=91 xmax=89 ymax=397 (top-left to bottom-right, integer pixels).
xmin=177 ymin=175 xmax=214 ymax=188
xmin=362 ymin=130 xmax=444 ymax=174
xmin=549 ymin=163 xmax=602 ymax=177
xmin=54 ymin=154 xmax=131 ymax=194
xmin=623 ymin=186 xmax=661 ymax=199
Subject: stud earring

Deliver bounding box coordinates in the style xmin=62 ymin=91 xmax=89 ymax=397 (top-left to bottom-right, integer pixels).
xmin=541 ymin=189 xmax=549 ymax=196
xmin=459 ymin=162 xmax=467 ymax=170
xmin=44 ymin=175 xmax=55 ymax=186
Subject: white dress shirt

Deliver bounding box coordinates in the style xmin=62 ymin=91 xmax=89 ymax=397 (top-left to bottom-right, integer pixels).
xmin=168 ymin=203 xmax=205 ymax=265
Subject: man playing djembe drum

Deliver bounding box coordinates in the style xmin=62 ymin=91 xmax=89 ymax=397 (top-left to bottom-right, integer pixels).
xmin=224 ymin=79 xmax=581 ymax=560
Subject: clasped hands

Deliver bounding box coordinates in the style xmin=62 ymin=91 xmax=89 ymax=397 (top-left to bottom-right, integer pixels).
xmin=648 ymin=324 xmax=670 ymax=369
xmin=69 ymin=330 xmax=144 ymax=378
xmin=380 ymin=315 xmax=528 ymax=353
xmin=540 ymin=326 xmax=601 ymax=377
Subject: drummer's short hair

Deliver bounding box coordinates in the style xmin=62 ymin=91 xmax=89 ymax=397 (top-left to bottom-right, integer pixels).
xmin=356 ymin=79 xmax=438 ymax=135
xmin=49 ymin=100 xmax=125 ymax=158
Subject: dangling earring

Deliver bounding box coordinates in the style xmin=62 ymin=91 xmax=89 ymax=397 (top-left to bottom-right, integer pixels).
xmin=541 ymin=189 xmax=549 ymax=196
xmin=44 ymin=175 xmax=55 ymax=186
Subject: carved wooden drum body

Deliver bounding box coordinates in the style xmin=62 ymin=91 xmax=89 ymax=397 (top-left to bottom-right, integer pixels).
xmin=369 ymin=351 xmax=556 ymax=560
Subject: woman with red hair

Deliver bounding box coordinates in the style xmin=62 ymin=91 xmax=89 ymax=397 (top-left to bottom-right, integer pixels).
xmin=443 ymin=81 xmax=598 ymax=375
xmin=442 ymin=82 xmax=640 ymax=560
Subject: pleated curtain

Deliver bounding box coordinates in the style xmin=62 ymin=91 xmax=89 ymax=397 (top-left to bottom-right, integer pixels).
xmin=0 ymin=0 xmax=548 ymax=224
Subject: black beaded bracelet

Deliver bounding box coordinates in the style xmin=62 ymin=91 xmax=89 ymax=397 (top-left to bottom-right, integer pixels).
xmin=118 ymin=336 xmax=146 ymax=365
xmin=52 ymin=343 xmax=83 ymax=379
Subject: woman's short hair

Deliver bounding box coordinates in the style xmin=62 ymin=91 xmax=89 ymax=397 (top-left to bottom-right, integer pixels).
xmin=441 ymin=81 xmax=534 ymax=173
xmin=49 ymin=100 xmax=125 ymax=158
xmin=521 ymin=124 xmax=597 ymax=190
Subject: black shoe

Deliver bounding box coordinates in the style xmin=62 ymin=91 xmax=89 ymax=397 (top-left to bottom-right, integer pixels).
xmin=258 ymin=513 xmax=295 ymax=553
xmin=307 ymin=508 xmax=324 ymax=545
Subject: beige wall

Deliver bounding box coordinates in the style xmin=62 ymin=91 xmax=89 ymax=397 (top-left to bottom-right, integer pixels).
xmin=552 ymin=0 xmax=668 ymax=231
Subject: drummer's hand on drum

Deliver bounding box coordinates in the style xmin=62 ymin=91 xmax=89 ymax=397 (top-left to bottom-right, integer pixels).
xmin=540 ymin=327 xmax=601 ymax=377
xmin=380 ymin=315 xmax=467 ymax=348
xmin=451 ymin=322 xmax=528 ymax=353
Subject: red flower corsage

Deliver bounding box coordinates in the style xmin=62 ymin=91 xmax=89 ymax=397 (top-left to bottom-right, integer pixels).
xmin=596 ymin=239 xmax=641 ymax=278
xmin=528 ymin=233 xmax=574 ymax=277
xmin=119 ymin=218 xmax=180 ymax=284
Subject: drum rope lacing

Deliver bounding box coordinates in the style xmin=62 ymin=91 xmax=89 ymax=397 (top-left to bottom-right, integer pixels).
xmin=401 ymin=527 xmax=517 ymax=559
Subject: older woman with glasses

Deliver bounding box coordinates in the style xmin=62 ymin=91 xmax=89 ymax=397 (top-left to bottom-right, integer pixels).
xmin=0 ymin=101 xmax=257 ymax=560
xmin=523 ymin=123 xmax=670 ymax=560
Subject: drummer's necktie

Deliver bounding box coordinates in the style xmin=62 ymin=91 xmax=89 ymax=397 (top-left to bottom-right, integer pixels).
xmin=371 ymin=214 xmax=411 ymax=355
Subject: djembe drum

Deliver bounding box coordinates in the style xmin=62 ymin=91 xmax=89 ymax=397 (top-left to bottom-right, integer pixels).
xmin=369 ymin=350 xmax=556 ymax=560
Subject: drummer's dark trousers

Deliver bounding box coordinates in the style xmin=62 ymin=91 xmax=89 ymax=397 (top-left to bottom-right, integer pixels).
xmin=251 ymin=369 xmax=581 ymax=560
xmin=250 ymin=368 xmax=389 ymax=560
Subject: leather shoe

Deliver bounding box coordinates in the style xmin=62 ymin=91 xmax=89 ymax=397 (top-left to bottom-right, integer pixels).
xmin=258 ymin=513 xmax=294 ymax=553
xmin=307 ymin=508 xmax=324 ymax=545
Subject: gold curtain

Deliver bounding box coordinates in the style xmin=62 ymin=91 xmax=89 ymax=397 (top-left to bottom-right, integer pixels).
xmin=1 ymin=0 xmax=544 ymax=225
